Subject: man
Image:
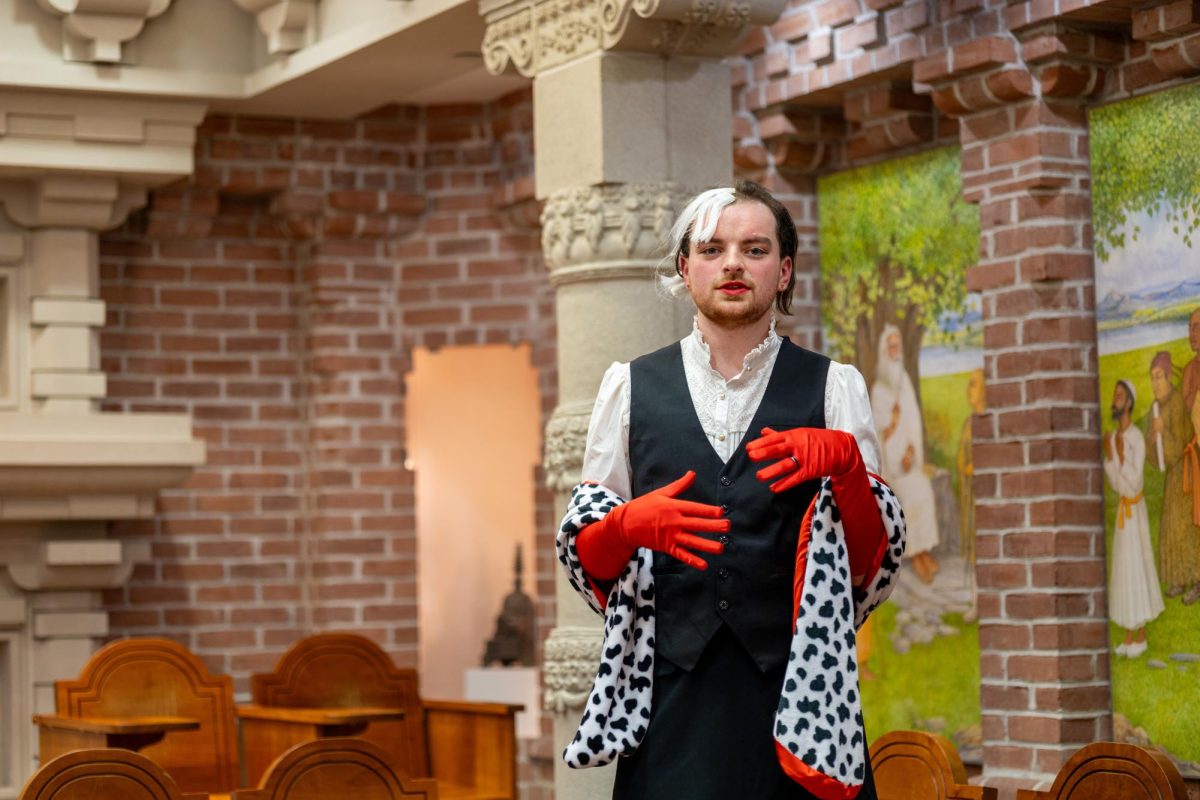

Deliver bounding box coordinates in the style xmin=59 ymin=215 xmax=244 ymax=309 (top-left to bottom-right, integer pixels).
xmin=870 ymin=325 xmax=939 ymax=583
xmin=1102 ymin=380 xmax=1163 ymax=656
xmin=555 ymin=181 xmax=905 ymax=800
xmin=1149 ymin=352 xmax=1200 ymax=605
xmin=1183 ymin=308 xmax=1200 ymax=411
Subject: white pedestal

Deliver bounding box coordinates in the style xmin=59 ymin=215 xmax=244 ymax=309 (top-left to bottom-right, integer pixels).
xmin=464 ymin=666 xmax=541 ymax=739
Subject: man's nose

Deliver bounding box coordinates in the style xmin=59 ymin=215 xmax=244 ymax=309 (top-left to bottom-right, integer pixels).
xmin=721 ymin=250 xmax=744 ymax=271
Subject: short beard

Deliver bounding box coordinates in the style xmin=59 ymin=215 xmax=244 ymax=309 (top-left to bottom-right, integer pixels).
xmin=691 ymin=286 xmax=775 ymax=330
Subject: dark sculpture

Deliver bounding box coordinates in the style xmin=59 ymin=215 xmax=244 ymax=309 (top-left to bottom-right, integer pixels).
xmin=482 ymin=544 xmax=536 ymax=667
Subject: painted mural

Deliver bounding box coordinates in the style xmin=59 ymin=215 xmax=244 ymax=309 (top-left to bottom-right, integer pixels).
xmin=1090 ymin=81 xmax=1200 ymax=776
xmin=818 ymin=147 xmax=983 ymax=760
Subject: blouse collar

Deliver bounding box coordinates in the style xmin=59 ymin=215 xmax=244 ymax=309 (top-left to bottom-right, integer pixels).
xmin=685 ymin=316 xmax=781 ymax=383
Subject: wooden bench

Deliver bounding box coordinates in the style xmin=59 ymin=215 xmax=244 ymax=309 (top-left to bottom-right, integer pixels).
xmin=234 ymin=738 xmax=439 ymax=800
xmin=240 ymin=633 xmax=521 ymax=800
xmin=34 ymin=637 xmax=239 ymax=797
xmin=19 ymin=748 xmax=208 ymax=800
xmin=870 ymin=730 xmax=997 ymax=800
xmin=1016 ymin=742 xmax=1187 ymax=800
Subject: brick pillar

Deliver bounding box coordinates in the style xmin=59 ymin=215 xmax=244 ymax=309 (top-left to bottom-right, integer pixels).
xmin=916 ymin=25 xmax=1118 ymax=791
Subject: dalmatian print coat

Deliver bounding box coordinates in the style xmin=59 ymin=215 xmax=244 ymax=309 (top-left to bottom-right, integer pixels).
xmin=557 ymin=476 xmax=905 ymax=800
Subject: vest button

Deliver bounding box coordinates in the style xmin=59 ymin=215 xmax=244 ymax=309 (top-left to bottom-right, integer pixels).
xmin=718 ymin=567 xmax=729 ymax=579
xmin=719 ymin=476 xmax=732 ymax=486
xmin=717 ymin=599 xmax=730 ymax=611
xmin=719 ymin=535 xmax=730 ymax=545
xmin=720 ymin=504 xmax=730 ymax=513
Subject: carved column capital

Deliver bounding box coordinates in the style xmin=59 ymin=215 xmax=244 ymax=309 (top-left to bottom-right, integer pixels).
xmin=36 ymin=0 xmax=173 ymax=64
xmin=542 ymin=624 xmax=603 ymax=713
xmin=540 ymin=181 xmax=693 ymax=277
xmin=481 ymin=0 xmax=788 ymax=77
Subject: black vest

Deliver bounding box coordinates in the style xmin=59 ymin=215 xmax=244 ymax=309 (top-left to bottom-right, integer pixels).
xmin=629 ymin=338 xmax=829 ymax=674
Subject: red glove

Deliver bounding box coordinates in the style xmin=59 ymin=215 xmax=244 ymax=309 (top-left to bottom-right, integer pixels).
xmin=746 ymin=427 xmax=887 ymax=586
xmin=575 ymin=471 xmax=730 ymax=580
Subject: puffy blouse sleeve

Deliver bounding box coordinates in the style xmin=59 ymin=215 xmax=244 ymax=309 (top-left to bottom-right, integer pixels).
xmin=825 ymin=361 xmax=883 ymax=476
xmin=581 ymin=361 xmax=633 ymax=500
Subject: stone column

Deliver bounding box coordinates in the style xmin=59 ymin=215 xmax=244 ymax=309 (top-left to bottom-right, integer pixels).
xmin=0 ymin=93 xmax=207 ymax=787
xmin=915 ymin=23 xmax=1118 ymax=793
xmin=480 ymin=2 xmax=786 ymax=796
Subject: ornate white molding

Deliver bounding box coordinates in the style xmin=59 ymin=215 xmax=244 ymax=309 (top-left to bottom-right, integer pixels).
xmin=0 ymin=177 xmax=146 ymax=231
xmin=482 ymin=0 xmax=787 ymax=77
xmin=544 ymin=402 xmax=593 ymax=492
xmin=540 ymin=182 xmax=691 ymax=271
xmin=36 ymin=0 xmax=173 ymax=64
xmin=232 ymin=0 xmax=319 ymax=55
xmin=542 ymin=624 xmax=603 ymax=713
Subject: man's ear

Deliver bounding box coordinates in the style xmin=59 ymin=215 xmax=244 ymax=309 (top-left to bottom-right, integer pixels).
xmin=678 ymin=254 xmax=690 ymax=284
xmin=778 ymin=256 xmax=792 ymax=291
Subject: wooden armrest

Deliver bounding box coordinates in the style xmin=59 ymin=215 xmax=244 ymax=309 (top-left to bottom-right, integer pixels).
xmin=235 ymin=705 xmax=405 ymax=725
xmin=33 ymin=714 xmax=201 ymax=735
xmin=423 ymin=699 xmax=523 ymax=716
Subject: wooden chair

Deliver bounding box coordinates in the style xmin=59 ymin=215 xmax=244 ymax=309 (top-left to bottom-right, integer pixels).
xmin=33 ymin=637 xmax=238 ymax=797
xmin=19 ymin=748 xmax=208 ymax=800
xmin=234 ymin=738 xmax=438 ymax=800
xmin=239 ymin=633 xmax=520 ymax=799
xmin=870 ymin=730 xmax=997 ymax=800
xmin=1016 ymin=742 xmax=1187 ymax=800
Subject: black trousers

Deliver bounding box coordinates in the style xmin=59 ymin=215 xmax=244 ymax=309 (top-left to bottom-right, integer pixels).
xmin=613 ymin=626 xmax=878 ymax=800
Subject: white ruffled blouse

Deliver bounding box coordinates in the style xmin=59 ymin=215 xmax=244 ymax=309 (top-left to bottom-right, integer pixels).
xmin=582 ymin=318 xmax=882 ymax=498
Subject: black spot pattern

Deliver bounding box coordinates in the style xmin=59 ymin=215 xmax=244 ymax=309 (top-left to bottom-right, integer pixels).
xmin=772 ymin=477 xmax=905 ymax=796
xmin=555 ymin=476 xmax=906 ymax=796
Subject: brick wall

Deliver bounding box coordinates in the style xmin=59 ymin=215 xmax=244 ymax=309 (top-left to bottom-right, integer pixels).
xmin=730 ymin=0 xmax=1200 ymax=792
xmin=98 ymin=88 xmax=556 ymax=799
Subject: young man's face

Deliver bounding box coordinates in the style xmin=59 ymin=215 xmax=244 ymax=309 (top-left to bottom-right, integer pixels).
xmin=678 ymin=200 xmax=791 ymax=330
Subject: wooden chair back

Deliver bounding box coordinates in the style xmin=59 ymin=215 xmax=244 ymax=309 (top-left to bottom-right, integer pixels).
xmin=235 ymin=739 xmax=438 ymax=800
xmin=54 ymin=638 xmax=238 ymax=794
xmin=870 ymin=730 xmax=997 ymax=800
xmin=250 ymin=633 xmax=428 ymax=776
xmin=19 ymin=749 xmax=207 ymax=800
xmin=1015 ymin=742 xmax=1187 ymax=800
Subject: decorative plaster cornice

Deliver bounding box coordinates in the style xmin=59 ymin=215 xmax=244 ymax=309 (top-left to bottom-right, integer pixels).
xmin=0 ymin=177 xmax=146 ymax=231
xmin=481 ymin=0 xmax=787 ymax=77
xmin=232 ymin=0 xmax=319 ymax=55
xmin=542 ymin=624 xmax=603 ymax=712
xmin=36 ymin=0 xmax=173 ymax=64
xmin=540 ymin=182 xmax=691 ymax=271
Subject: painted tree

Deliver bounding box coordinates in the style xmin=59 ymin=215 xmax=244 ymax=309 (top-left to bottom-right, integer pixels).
xmin=818 ymin=147 xmax=979 ymax=397
xmin=1091 ymin=82 xmax=1200 ymax=262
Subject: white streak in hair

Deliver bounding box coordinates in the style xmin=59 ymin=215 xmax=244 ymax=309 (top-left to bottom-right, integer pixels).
xmin=655 ymin=187 xmax=736 ymax=304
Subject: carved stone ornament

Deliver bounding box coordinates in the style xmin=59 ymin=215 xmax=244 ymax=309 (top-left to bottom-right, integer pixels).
xmin=544 ymin=402 xmax=594 ymax=492
xmin=481 ymin=0 xmax=787 ymax=77
xmin=0 ymin=177 xmax=147 ymax=231
xmin=36 ymin=0 xmax=173 ymax=64
xmin=232 ymin=0 xmax=318 ymax=55
xmin=540 ymin=182 xmax=692 ymax=274
xmin=542 ymin=624 xmax=604 ymax=713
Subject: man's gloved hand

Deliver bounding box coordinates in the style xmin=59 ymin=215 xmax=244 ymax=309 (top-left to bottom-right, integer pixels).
xmin=746 ymin=427 xmax=862 ymax=492
xmin=746 ymin=427 xmax=885 ymax=586
xmin=575 ymin=471 xmax=730 ymax=580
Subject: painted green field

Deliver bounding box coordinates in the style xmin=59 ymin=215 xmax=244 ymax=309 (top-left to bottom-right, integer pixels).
xmin=861 ymin=368 xmax=982 ymax=747
xmin=1099 ymin=336 xmax=1200 ymax=769
xmin=860 ymin=603 xmax=981 ymax=748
